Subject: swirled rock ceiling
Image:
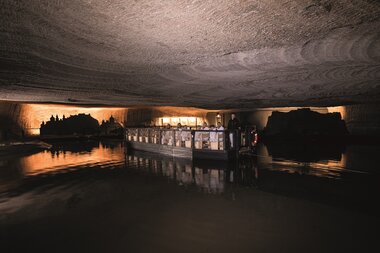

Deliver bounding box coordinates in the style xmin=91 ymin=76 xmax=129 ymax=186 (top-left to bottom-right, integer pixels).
xmin=1 ymin=0 xmax=379 ymax=109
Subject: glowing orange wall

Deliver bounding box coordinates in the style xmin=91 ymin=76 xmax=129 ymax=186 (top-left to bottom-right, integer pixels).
xmin=19 ymin=104 xmax=127 ymax=135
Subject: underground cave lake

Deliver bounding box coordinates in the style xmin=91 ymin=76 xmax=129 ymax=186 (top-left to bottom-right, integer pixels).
xmin=0 ymin=139 xmax=379 ymax=253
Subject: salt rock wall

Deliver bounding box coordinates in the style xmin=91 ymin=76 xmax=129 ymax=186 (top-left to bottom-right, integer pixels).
xmin=0 ymin=101 xmax=24 ymax=141
xmin=1 ymin=102 xmax=127 ymax=139
xmin=343 ymin=104 xmax=380 ymax=136
xmin=124 ymin=107 xmax=208 ymax=127
xmin=240 ymin=107 xmax=329 ymax=131
xmin=1 ymin=0 xmax=379 ymax=108
xmin=261 ymin=104 xmax=380 ymax=137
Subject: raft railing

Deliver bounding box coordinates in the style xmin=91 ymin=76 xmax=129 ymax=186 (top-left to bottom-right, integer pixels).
xmin=125 ymin=128 xmax=241 ymax=151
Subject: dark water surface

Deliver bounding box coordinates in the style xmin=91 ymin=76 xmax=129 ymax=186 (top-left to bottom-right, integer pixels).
xmin=0 ymin=140 xmax=379 ymax=253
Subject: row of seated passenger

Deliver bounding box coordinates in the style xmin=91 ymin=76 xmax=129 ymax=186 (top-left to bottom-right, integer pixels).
xmin=128 ymin=124 xmax=226 ymax=150
xmin=160 ymin=130 xmax=225 ymax=150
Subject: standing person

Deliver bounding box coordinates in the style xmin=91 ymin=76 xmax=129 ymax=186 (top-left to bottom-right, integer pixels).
xmin=227 ymin=113 xmax=240 ymax=149
xmin=250 ymin=125 xmax=258 ymax=150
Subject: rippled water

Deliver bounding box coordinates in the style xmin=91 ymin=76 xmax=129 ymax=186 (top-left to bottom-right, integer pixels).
xmin=0 ymin=140 xmax=379 ymax=252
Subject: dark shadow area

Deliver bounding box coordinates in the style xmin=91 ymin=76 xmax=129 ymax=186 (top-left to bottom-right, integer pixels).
xmin=0 ymin=115 xmax=24 ymax=142
xmin=40 ymin=114 xmax=99 ymax=136
xmin=48 ymin=140 xmax=100 ymax=154
xmin=263 ymin=140 xmax=345 ymax=162
xmin=0 ymin=159 xmax=23 ymax=193
xmin=263 ymin=108 xmax=348 ymax=140
xmin=237 ymin=149 xmax=380 ymax=216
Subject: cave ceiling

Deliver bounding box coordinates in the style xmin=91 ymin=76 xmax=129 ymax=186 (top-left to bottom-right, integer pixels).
xmin=1 ymin=0 xmax=379 ymax=109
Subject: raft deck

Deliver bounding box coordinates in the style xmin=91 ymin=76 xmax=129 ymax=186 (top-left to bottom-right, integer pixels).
xmin=125 ymin=128 xmax=238 ymax=160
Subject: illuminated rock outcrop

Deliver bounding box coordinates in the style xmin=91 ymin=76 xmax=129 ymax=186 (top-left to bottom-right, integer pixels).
xmin=263 ymin=108 xmax=348 ymax=137
xmin=0 ymin=101 xmax=126 ymax=138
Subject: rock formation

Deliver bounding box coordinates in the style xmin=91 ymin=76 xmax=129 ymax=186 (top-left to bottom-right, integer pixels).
xmin=40 ymin=114 xmax=99 ymax=136
xmin=264 ymin=108 xmax=348 ymax=137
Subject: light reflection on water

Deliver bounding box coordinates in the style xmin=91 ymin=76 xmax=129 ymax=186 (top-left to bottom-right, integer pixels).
xmin=132 ymin=147 xmax=367 ymax=191
xmin=122 ymin=143 xmax=380 ymax=215
xmin=0 ymin=141 xmax=377 ymax=192
xmin=125 ymin=153 xmax=227 ymax=194
xmin=257 ymin=152 xmax=351 ymax=179
xmin=20 ymin=142 xmax=124 ymax=176
xmin=0 ymin=140 xmax=379 ymax=212
xmin=0 ymin=140 xmax=125 ymax=193
xmin=255 ymin=142 xmax=377 ymax=178
xmin=124 ymin=142 xmax=368 ymax=194
xmin=1 ymin=140 xmax=380 ymax=253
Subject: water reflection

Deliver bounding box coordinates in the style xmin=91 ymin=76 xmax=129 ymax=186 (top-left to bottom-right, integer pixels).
xmin=263 ymin=141 xmax=345 ymax=162
xmin=0 ymin=140 xmax=125 ymax=193
xmin=125 ymin=148 xmax=270 ymax=194
xmin=256 ymin=142 xmax=369 ymax=179
xmin=124 ymin=142 xmax=364 ymax=195
xmin=1 ymin=140 xmax=379 ymax=214
xmin=125 ymin=151 xmax=227 ymax=194
xmin=233 ymin=153 xmax=259 ymax=187
xmin=21 ymin=140 xmax=124 ymax=176
xmin=1 ymin=141 xmax=380 ymax=253
xmin=124 ymin=144 xmax=380 ymax=214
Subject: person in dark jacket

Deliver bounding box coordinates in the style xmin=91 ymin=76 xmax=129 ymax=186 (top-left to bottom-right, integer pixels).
xmin=227 ymin=113 xmax=240 ymax=149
